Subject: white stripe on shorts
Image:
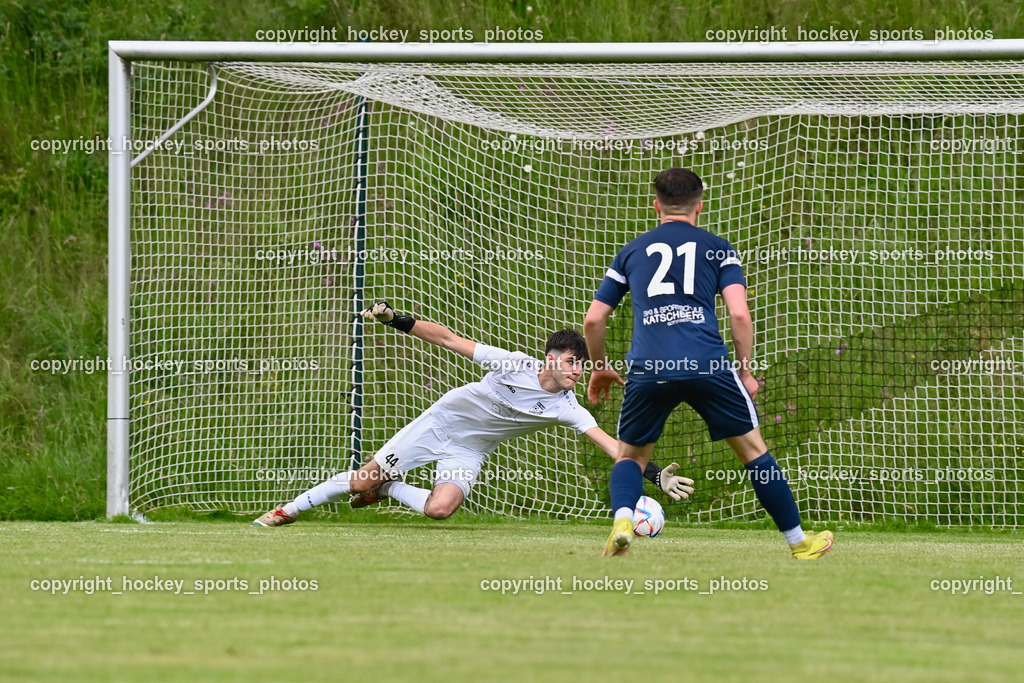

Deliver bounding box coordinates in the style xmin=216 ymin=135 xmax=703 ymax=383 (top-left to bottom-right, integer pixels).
xmin=730 ymin=369 xmax=760 ymax=428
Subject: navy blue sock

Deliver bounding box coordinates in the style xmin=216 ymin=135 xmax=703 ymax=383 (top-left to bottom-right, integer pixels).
xmin=744 ymin=452 xmax=801 ymax=532
xmin=610 ymin=459 xmax=644 ymax=514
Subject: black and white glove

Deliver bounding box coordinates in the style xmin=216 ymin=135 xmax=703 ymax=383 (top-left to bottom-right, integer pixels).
xmin=644 ymin=461 xmax=695 ymax=501
xmin=361 ymin=301 xmax=415 ymax=333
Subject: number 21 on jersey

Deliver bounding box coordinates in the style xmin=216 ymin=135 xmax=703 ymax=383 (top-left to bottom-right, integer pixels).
xmin=646 ymin=241 xmax=696 ymax=297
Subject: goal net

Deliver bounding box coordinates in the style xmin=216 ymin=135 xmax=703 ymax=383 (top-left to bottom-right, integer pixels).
xmin=120 ymin=54 xmax=1024 ymax=526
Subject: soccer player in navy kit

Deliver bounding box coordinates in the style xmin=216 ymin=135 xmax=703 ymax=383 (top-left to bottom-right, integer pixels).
xmin=584 ymin=168 xmax=833 ymax=559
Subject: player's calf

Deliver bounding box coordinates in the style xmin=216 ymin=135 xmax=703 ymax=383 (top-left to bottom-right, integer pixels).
xmin=348 ymin=460 xmax=390 ymax=494
xmin=422 ymin=483 xmax=465 ymax=519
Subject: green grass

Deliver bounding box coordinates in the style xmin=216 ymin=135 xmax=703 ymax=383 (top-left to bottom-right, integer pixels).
xmin=3 ymin=519 xmax=1022 ymax=681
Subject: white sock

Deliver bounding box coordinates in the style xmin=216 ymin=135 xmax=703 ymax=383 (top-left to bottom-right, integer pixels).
xmin=381 ymin=481 xmax=430 ymax=515
xmin=614 ymin=507 xmax=634 ymax=522
xmin=282 ymin=502 xmax=300 ymax=518
xmin=783 ymin=525 xmax=806 ymax=545
xmin=293 ymin=472 xmax=353 ymax=511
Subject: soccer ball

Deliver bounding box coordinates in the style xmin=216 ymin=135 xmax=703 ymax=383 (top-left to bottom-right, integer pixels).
xmin=632 ymin=496 xmax=665 ymax=538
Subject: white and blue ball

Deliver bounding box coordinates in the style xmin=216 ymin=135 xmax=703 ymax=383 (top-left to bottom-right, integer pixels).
xmin=632 ymin=495 xmax=665 ymax=537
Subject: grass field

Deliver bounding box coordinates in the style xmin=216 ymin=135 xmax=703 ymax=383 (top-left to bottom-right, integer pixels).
xmin=4 ymin=518 xmax=1022 ymax=682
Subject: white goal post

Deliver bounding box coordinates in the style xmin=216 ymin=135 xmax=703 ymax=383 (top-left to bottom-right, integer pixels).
xmin=108 ymin=40 xmax=1024 ymax=525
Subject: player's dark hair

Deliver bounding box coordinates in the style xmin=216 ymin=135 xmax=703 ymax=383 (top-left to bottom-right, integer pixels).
xmin=654 ymin=167 xmax=703 ymax=214
xmin=545 ymin=329 xmax=589 ymax=361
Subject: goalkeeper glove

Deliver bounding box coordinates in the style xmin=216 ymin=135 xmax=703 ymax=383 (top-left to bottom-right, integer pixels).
xmin=643 ymin=461 xmax=694 ymax=501
xmin=361 ymin=301 xmax=416 ymax=333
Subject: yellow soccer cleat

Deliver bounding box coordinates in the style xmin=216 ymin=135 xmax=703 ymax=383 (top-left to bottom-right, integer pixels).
xmin=602 ymin=516 xmax=634 ymax=557
xmin=790 ymin=530 xmax=834 ymax=559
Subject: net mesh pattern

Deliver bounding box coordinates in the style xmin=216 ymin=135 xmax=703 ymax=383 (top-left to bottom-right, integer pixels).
xmin=126 ymin=60 xmax=1024 ymax=525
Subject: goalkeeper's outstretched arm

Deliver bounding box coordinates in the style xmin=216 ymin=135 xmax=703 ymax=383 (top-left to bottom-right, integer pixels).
xmin=361 ymin=301 xmax=476 ymax=360
xmin=583 ymin=427 xmax=694 ymax=501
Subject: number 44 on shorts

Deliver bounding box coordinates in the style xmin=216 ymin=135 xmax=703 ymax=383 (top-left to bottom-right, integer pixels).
xmin=384 ymin=453 xmax=398 ymax=468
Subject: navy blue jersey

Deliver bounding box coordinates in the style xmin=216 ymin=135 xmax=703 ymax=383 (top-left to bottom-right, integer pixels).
xmin=594 ymin=221 xmax=746 ymax=381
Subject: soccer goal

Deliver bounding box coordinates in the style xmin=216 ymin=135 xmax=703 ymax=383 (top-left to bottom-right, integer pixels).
xmin=108 ymin=41 xmax=1024 ymax=525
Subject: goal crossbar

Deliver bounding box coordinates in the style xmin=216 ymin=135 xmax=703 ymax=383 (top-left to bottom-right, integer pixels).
xmin=109 ymin=39 xmax=1024 ymax=63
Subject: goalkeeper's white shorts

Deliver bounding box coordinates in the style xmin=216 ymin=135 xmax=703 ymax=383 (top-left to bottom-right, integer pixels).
xmin=372 ymin=411 xmax=484 ymax=497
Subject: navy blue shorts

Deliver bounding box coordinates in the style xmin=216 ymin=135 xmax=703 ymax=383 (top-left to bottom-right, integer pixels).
xmin=617 ymin=371 xmax=760 ymax=446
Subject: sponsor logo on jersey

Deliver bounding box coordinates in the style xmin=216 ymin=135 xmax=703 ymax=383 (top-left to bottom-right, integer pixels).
xmin=488 ymin=393 xmax=519 ymax=420
xmin=642 ymin=304 xmax=706 ymax=326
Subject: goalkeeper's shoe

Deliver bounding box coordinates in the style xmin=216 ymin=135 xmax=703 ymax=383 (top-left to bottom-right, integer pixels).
xmin=251 ymin=506 xmax=296 ymax=527
xmin=602 ymin=516 xmax=634 ymax=557
xmin=790 ymin=530 xmax=834 ymax=560
xmin=350 ymin=483 xmax=387 ymax=509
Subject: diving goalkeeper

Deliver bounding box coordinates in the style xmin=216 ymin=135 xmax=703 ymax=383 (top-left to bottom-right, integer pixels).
xmin=253 ymin=302 xmax=693 ymax=526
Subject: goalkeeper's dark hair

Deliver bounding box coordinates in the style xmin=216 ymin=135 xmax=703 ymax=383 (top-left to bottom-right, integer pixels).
xmin=654 ymin=167 xmax=703 ymax=214
xmin=545 ymin=329 xmax=589 ymax=361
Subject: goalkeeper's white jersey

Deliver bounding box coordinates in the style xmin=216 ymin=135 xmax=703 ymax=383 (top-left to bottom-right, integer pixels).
xmin=426 ymin=344 xmax=598 ymax=455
